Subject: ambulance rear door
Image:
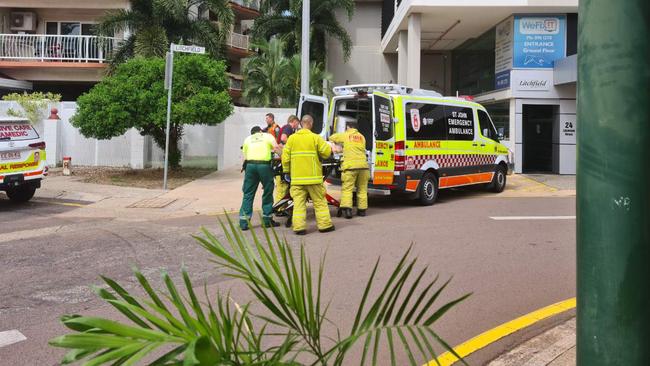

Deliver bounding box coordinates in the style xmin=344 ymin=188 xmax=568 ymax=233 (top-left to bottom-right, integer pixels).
xmin=297 ymin=94 xmax=329 ymax=138
xmin=371 ymin=91 xmax=395 ymax=185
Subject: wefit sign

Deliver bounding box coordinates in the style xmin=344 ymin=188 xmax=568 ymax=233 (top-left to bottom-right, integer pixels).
xmin=513 ymin=15 xmax=566 ymax=68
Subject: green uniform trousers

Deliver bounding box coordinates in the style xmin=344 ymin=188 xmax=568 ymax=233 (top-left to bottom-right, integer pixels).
xmin=239 ymin=162 xmax=274 ymax=228
xmin=290 ymin=184 xmax=333 ymax=232
xmin=274 ymin=175 xmax=290 ymax=203
xmin=340 ymin=169 xmax=370 ymax=210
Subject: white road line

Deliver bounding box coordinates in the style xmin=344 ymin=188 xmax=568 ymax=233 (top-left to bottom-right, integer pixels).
xmin=0 ymin=330 xmax=27 ymax=348
xmin=490 ymin=216 xmax=576 ymax=221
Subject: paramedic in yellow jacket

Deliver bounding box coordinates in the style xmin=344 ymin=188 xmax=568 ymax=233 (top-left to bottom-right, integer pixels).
xmin=281 ymin=115 xmax=335 ymax=235
xmin=329 ymin=119 xmax=369 ymax=218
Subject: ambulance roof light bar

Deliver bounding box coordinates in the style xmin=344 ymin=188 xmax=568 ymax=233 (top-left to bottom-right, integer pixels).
xmin=332 ymin=84 xmax=442 ymax=97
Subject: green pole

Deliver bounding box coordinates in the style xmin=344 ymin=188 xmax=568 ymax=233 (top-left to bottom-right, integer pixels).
xmin=577 ymin=1 xmax=650 ymax=365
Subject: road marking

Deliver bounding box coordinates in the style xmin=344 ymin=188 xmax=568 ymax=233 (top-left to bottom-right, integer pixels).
xmin=0 ymin=330 xmax=27 ymax=348
xmin=425 ymin=297 xmax=576 ymax=366
xmin=490 ymin=216 xmax=576 ymax=221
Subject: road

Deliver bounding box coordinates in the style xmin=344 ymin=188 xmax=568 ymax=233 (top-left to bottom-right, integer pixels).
xmin=0 ymin=189 xmax=576 ymax=365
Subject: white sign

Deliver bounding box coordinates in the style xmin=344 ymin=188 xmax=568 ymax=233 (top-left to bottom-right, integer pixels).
xmin=516 ymin=78 xmax=551 ymax=91
xmin=518 ymin=17 xmax=560 ymax=35
xmin=171 ymin=44 xmax=205 ymax=54
xmin=410 ymin=109 xmax=421 ymax=132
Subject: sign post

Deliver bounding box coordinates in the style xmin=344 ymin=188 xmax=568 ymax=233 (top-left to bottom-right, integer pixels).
xmin=162 ymin=43 xmax=205 ymax=191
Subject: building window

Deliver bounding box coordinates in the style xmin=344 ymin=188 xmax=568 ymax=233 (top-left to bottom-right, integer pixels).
xmin=484 ymin=101 xmax=510 ymax=141
xmin=451 ymin=28 xmax=495 ymax=96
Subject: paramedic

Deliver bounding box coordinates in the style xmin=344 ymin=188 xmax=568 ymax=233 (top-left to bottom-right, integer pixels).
xmin=329 ymin=120 xmax=369 ymax=218
xmin=239 ymin=126 xmax=281 ymax=230
xmin=262 ymin=113 xmax=281 ymax=144
xmin=281 ymin=115 xmax=335 ymax=235
xmin=274 ymin=115 xmax=300 ymax=204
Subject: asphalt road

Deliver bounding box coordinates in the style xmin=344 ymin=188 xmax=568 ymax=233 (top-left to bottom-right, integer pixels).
xmin=0 ymin=190 xmax=576 ymax=365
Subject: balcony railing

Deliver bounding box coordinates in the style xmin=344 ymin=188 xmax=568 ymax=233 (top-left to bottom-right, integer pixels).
xmin=0 ymin=34 xmax=120 ymax=63
xmin=227 ymin=73 xmax=243 ymax=91
xmin=230 ymin=0 xmax=260 ymax=11
xmin=227 ymin=31 xmax=250 ymax=51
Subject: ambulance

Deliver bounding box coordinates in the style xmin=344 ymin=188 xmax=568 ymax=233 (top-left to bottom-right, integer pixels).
xmin=0 ymin=117 xmax=47 ymax=203
xmin=297 ymin=84 xmax=513 ymax=205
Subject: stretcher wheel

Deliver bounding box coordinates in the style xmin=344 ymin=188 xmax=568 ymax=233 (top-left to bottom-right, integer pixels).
xmin=336 ymin=208 xmax=343 ymax=217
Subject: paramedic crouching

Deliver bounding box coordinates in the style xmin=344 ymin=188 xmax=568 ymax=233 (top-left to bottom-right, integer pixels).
xmin=329 ymin=119 xmax=369 ymax=218
xmin=281 ymin=115 xmax=335 ymax=235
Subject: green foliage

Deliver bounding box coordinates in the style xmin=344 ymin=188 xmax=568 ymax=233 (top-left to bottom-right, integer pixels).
xmin=97 ymin=0 xmax=234 ymax=68
xmin=244 ymin=38 xmax=333 ymax=107
xmin=253 ymin=0 xmax=354 ymax=64
xmin=71 ymin=56 xmax=232 ymax=168
xmin=50 ymin=215 xmax=470 ymax=365
xmin=2 ymin=91 xmax=62 ymax=125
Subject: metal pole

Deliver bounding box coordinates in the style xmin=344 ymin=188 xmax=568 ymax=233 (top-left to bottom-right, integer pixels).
xmin=300 ymin=0 xmax=310 ymax=94
xmin=577 ymin=1 xmax=650 ymax=365
xmin=163 ymin=48 xmax=174 ymax=191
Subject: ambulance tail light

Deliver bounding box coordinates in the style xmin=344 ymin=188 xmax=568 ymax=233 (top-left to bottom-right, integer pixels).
xmin=394 ymin=141 xmax=405 ymax=171
xmin=29 ymin=141 xmax=46 ymax=150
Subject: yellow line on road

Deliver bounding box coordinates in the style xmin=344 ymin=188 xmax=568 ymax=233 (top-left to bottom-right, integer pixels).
xmin=32 ymin=200 xmax=86 ymax=207
xmin=426 ymin=297 xmax=576 ymax=366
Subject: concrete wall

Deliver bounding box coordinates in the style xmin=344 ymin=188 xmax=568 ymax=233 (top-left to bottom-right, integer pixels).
xmin=0 ymin=102 xmax=293 ymax=170
xmin=327 ymin=1 xmax=397 ymax=86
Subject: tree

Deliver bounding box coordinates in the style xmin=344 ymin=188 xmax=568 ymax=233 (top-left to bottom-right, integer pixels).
xmin=243 ymin=38 xmax=333 ymax=107
xmin=252 ymin=0 xmax=354 ymax=64
xmin=2 ymin=92 xmax=61 ymax=125
xmin=50 ymin=216 xmax=470 ymax=365
xmin=97 ymin=0 xmax=234 ymax=67
xmin=71 ymin=56 xmax=232 ymax=168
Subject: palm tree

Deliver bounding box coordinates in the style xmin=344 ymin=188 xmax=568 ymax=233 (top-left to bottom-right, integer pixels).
xmin=243 ymin=38 xmax=334 ymax=107
xmin=251 ymin=0 xmax=354 ymax=65
xmin=97 ymin=0 xmax=234 ymax=67
xmin=50 ymin=215 xmax=470 ymax=366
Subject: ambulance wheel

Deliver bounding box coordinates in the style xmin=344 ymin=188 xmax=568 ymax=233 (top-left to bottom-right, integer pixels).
xmin=417 ymin=173 xmax=438 ymax=206
xmin=6 ymin=185 xmax=36 ymax=203
xmin=488 ymin=165 xmax=507 ymax=193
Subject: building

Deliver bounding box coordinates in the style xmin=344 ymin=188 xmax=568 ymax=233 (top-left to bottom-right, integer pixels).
xmin=0 ymin=0 xmax=255 ymax=103
xmin=328 ymin=0 xmax=579 ymax=174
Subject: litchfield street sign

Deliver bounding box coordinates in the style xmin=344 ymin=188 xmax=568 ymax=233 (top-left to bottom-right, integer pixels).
xmin=170 ymin=44 xmax=205 ymax=54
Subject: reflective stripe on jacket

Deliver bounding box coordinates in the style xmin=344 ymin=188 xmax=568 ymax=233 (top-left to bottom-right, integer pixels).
xmin=329 ymin=128 xmax=368 ymax=170
xmin=282 ymin=129 xmax=332 ymax=185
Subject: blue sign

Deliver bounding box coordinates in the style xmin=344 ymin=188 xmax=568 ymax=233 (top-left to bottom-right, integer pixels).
xmin=495 ymin=70 xmax=511 ymax=89
xmin=513 ymin=15 xmax=566 ymax=68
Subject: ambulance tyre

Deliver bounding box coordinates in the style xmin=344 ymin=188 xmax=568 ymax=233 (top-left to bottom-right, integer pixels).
xmin=6 ymin=184 xmax=36 ymax=203
xmin=488 ymin=165 xmax=507 ymax=193
xmin=417 ymin=173 xmax=438 ymax=206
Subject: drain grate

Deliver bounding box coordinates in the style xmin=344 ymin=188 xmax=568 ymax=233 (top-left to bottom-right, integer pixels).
xmin=128 ymin=197 xmax=177 ymax=208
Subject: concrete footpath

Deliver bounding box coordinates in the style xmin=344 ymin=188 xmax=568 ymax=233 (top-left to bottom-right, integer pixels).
xmin=487 ymin=318 xmax=576 ymax=366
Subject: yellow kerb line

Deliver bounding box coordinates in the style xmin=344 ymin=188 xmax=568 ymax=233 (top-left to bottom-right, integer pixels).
xmin=32 ymin=200 xmax=86 ymax=207
xmin=425 ymin=297 xmax=576 ymax=366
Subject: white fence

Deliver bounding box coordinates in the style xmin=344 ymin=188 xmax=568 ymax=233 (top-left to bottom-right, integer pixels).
xmin=0 ymin=101 xmax=293 ymax=170
xmin=0 ymin=34 xmax=119 ymax=62
xmin=227 ymin=31 xmax=250 ymax=50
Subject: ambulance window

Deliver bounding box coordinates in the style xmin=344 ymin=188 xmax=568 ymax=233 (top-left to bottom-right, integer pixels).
xmin=300 ymin=102 xmax=324 ymax=134
xmin=444 ymin=106 xmax=475 ymax=141
xmin=405 ymin=103 xmax=446 ymax=140
xmin=373 ymin=95 xmax=393 ymax=140
xmin=477 ymin=110 xmax=499 ymax=141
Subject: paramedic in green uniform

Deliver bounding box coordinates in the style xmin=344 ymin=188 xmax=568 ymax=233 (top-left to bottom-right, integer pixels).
xmin=239 ymin=126 xmax=281 ymax=230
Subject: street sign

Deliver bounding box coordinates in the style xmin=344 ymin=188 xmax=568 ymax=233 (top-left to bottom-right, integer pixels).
xmin=171 ymin=44 xmax=206 ymax=54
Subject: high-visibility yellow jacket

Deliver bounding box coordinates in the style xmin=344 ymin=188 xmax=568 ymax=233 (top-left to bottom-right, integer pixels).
xmin=242 ymin=132 xmax=276 ymax=161
xmin=282 ymin=129 xmax=331 ymax=185
xmin=329 ymin=128 xmax=368 ymax=170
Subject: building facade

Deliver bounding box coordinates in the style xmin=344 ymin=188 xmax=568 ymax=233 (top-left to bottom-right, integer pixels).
xmin=0 ymin=0 xmax=255 ymax=103
xmin=328 ymin=0 xmax=579 ymax=174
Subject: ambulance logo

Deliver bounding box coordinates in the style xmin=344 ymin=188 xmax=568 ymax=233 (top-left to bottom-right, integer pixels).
xmin=410 ymin=109 xmax=421 ymax=132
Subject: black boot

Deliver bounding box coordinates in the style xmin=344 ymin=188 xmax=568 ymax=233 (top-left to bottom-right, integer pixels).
xmin=344 ymin=208 xmax=353 ymax=219
xmin=357 ymin=209 xmax=366 ymax=217
xmin=263 ymin=219 xmax=281 ymax=228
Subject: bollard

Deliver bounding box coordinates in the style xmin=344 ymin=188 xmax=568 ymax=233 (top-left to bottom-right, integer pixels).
xmin=62 ymin=156 xmax=72 ymax=176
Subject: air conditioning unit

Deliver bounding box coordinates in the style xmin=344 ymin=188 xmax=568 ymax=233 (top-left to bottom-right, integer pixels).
xmin=10 ymin=12 xmax=37 ymax=32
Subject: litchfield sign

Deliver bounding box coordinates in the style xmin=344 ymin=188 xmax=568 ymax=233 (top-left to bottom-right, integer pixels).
xmin=171 ymin=44 xmax=206 ymax=54
xmin=513 ymin=15 xmax=566 ymax=69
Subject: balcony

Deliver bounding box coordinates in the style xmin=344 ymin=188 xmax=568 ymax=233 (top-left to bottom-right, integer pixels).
xmin=0 ymin=34 xmax=119 ymax=65
xmin=227 ymin=31 xmax=251 ymax=51
xmin=228 ymin=0 xmax=260 ymax=20
xmin=227 ymin=72 xmax=243 ymax=98
xmin=230 ymin=0 xmax=260 ymax=11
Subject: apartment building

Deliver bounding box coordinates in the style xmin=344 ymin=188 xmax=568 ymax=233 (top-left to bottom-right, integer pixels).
xmin=327 ymin=0 xmax=579 ymax=174
xmin=0 ymin=0 xmax=256 ymax=103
